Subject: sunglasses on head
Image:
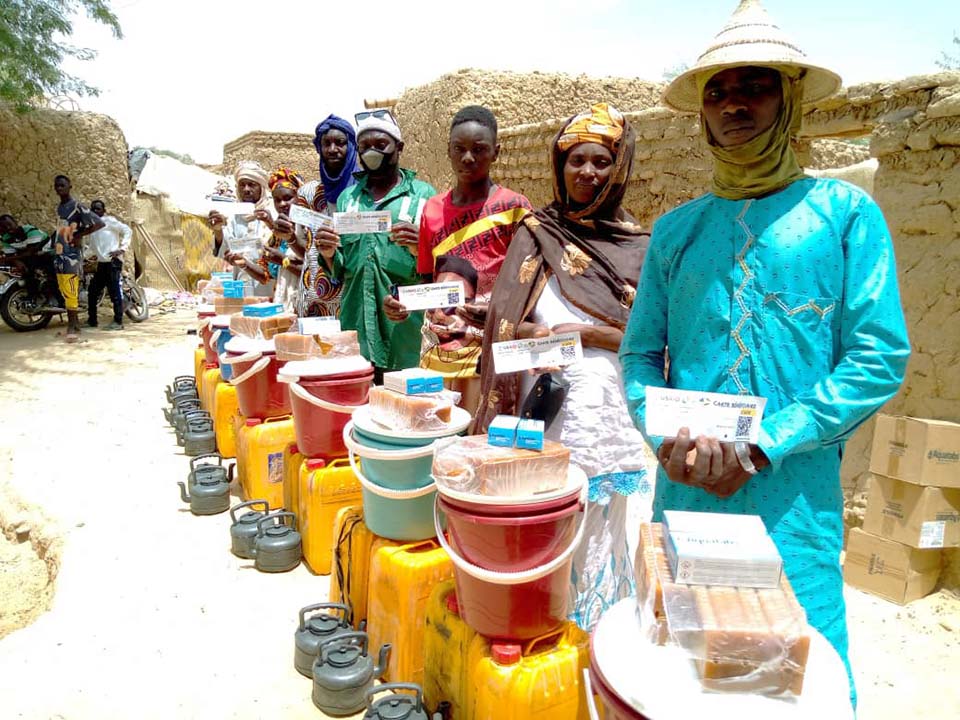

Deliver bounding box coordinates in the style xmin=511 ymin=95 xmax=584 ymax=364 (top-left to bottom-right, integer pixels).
xmin=355 ymin=109 xmax=397 ymax=125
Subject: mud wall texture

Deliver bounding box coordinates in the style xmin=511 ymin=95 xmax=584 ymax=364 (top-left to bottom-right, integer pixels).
xmin=222 ymin=131 xmax=318 ymax=183
xmin=0 ymin=105 xmax=132 ymax=230
xmin=392 ymin=69 xmax=664 ymax=190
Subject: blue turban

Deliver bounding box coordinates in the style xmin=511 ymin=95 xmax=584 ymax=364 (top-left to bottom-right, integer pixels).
xmin=313 ymin=115 xmax=358 ymax=206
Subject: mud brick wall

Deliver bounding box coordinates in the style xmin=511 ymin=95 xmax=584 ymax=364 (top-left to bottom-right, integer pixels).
xmin=222 ymin=131 xmax=318 ymax=184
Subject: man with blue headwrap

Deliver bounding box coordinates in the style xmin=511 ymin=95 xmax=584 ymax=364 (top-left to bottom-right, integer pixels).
xmin=294 ymin=115 xmax=358 ymax=317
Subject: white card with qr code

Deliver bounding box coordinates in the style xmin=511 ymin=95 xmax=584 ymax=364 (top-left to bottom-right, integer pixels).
xmin=492 ymin=332 xmax=583 ymax=374
xmin=396 ymin=281 xmax=465 ymax=311
xmin=644 ymin=387 xmax=766 ymax=442
xmin=333 ymin=211 xmax=392 ymax=234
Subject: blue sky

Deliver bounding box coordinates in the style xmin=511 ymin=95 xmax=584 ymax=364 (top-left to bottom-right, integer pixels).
xmin=62 ymin=0 xmax=957 ymax=163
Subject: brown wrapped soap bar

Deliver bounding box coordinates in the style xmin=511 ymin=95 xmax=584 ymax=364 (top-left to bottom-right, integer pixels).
xmin=636 ymin=522 xmax=811 ymax=696
xmin=229 ymin=312 xmax=296 ymax=340
xmin=368 ymin=386 xmax=455 ymax=432
xmin=432 ymin=435 xmax=570 ymax=496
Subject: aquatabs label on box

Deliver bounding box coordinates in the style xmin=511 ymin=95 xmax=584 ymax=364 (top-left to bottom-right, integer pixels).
xmin=663 ymin=510 xmax=782 ymax=588
xmin=488 ymin=415 xmax=521 ymax=447
xmin=298 ymin=316 xmax=341 ymax=335
xmin=383 ymin=369 xmax=445 ymax=396
xmin=396 ymin=281 xmax=465 ymax=311
xmin=645 ymin=387 xmax=766 ymax=443
xmin=516 ymin=418 xmax=545 ymax=451
xmin=289 ymin=204 xmax=334 ymax=230
xmin=492 ymin=332 xmax=583 ymax=375
xmin=333 ymin=211 xmax=392 ymax=234
xmin=242 ymin=302 xmax=283 ymax=318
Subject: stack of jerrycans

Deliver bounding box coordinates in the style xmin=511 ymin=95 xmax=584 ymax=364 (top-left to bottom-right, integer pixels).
xmin=297 ymin=455 xmax=361 ymax=575
xmin=423 ymin=581 xmax=591 ymax=719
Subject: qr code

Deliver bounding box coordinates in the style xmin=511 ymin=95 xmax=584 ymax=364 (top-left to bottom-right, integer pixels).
xmin=560 ymin=345 xmax=577 ymax=362
xmin=735 ymin=414 xmax=753 ymax=440
xmin=446 ymin=292 xmax=459 ymax=305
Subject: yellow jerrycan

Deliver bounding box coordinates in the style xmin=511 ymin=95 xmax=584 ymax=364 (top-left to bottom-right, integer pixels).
xmin=298 ymin=458 xmax=362 ymax=575
xmin=193 ymin=346 xmax=205 ymax=388
xmin=213 ymin=382 xmax=239 ymax=459
xmin=366 ymin=539 xmax=454 ymax=688
xmin=467 ymin=622 xmax=591 ymax=720
xmin=283 ymin=442 xmax=304 ymax=514
xmin=329 ymin=505 xmax=376 ymax=629
xmin=236 ymin=416 xmax=294 ymax=509
xmin=423 ymin=580 xmax=477 ymax=719
xmin=199 ymin=364 xmax=221 ymax=412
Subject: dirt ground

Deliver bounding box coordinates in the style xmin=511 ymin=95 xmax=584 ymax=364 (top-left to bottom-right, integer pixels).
xmin=1 ymin=310 xmax=958 ymax=719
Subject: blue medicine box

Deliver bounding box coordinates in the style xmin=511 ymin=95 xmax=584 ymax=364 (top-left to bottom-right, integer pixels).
xmin=516 ymin=418 xmax=545 ymax=451
xmin=222 ymin=280 xmax=246 ymax=298
xmin=242 ymin=302 xmax=283 ymax=318
xmin=488 ymin=415 xmax=520 ymax=447
xmin=383 ymin=368 xmax=445 ymax=395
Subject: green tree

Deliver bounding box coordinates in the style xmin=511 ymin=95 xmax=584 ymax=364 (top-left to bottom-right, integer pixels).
xmin=937 ymin=32 xmax=959 ymax=70
xmin=0 ymin=0 xmax=122 ymax=111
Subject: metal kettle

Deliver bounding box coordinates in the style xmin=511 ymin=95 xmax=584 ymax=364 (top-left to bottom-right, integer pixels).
xmin=177 ymin=454 xmax=231 ymax=516
xmin=176 ymin=409 xmax=208 ymax=445
xmin=312 ymin=631 xmax=391 ymax=717
xmin=253 ymin=511 xmax=301 ymax=573
xmin=229 ymin=499 xmax=271 ymax=559
xmin=294 ymin=603 xmax=353 ymax=678
xmin=164 ymin=376 xmax=198 ymax=422
xmin=184 ymin=415 xmax=216 ymax=456
xmin=171 ymin=398 xmax=201 ymax=432
xmin=363 ymin=684 xmax=440 ymax=720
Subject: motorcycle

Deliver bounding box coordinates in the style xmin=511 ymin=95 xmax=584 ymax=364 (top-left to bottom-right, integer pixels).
xmin=0 ymin=260 xmax=149 ymax=332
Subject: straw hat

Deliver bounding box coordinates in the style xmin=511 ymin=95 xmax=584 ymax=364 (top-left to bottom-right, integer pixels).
xmin=662 ymin=0 xmax=841 ymax=112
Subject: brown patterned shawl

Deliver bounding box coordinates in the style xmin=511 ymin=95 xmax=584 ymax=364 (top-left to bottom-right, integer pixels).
xmin=471 ymin=115 xmax=650 ymax=432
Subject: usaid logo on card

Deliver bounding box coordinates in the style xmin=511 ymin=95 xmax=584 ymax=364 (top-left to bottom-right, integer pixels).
xmin=645 ymin=387 xmax=767 ymax=443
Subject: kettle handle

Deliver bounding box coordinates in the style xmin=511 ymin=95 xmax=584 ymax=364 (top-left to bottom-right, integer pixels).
xmin=298 ymin=602 xmax=350 ymax=632
xmin=183 ymin=410 xmax=209 ymax=421
xmin=229 ymin=499 xmax=269 ymax=525
xmin=190 ymin=453 xmax=222 ymax=471
xmin=365 ymin=684 xmax=423 ymax=713
xmin=257 ymin=510 xmax=296 ymax=537
xmin=316 ymin=631 xmax=369 ymax=661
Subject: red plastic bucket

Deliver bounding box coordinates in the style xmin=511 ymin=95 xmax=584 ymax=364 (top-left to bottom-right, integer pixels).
xmin=289 ymin=379 xmax=371 ymax=458
xmin=230 ymin=355 xmax=291 ymax=419
xmin=439 ymin=495 xmax=580 ymax=570
xmin=434 ymin=494 xmax=586 ymax=641
xmin=298 ymin=370 xmax=374 ymax=404
xmin=199 ymin=320 xmax=218 ymax=366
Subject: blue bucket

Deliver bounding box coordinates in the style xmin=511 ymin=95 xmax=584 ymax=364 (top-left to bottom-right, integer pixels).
xmin=343 ymin=422 xmax=437 ymax=541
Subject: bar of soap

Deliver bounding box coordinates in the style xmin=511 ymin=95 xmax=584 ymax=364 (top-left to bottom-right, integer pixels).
xmin=368 ymin=386 xmax=455 ymax=432
xmin=229 ymin=312 xmax=296 ymax=340
xmin=432 ymin=435 xmax=570 ymax=496
xmin=640 ymin=522 xmax=811 ymax=696
xmin=275 ymin=330 xmax=360 ymax=361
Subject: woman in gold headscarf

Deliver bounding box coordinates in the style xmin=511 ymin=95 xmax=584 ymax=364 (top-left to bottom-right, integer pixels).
xmin=472 ymin=103 xmax=651 ymax=631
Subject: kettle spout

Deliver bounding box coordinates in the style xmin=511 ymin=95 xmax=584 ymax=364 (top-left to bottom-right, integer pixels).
xmin=177 ymin=481 xmax=191 ymax=503
xmin=374 ymin=643 xmax=392 ymax=679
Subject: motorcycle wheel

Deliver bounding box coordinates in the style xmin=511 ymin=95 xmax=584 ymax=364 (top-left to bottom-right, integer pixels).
xmin=0 ymin=286 xmax=53 ymax=332
xmin=124 ymin=280 xmax=149 ymax=323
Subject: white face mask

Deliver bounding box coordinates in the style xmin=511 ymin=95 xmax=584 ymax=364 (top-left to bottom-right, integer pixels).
xmin=360 ymin=148 xmax=388 ymax=172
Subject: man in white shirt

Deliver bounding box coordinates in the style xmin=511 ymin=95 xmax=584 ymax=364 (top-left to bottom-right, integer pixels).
xmin=86 ymin=199 xmax=132 ymax=330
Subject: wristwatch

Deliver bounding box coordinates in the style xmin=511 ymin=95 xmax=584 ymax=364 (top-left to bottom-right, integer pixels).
xmin=734 ymin=441 xmax=758 ymax=475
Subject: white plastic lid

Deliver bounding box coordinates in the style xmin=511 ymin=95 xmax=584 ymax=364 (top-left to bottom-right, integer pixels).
xmin=211 ymin=314 xmax=233 ymax=328
xmin=278 ymin=356 xmax=372 ymax=379
xmin=197 ymin=303 xmax=216 ymax=314
xmin=224 ymin=336 xmax=276 ymax=354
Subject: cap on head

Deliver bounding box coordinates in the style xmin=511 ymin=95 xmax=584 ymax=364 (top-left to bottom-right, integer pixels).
xmin=356 ymin=109 xmax=402 ymax=143
xmin=662 ymin=0 xmax=841 ymax=112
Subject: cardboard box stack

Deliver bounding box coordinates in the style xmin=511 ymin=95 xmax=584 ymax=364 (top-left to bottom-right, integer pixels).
xmin=844 ymin=415 xmax=960 ymax=604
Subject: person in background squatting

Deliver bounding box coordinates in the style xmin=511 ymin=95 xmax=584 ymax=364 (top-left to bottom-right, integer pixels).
xmin=86 ymin=199 xmax=131 ymax=331
xmin=310 ymin=109 xmax=436 ymax=382
xmin=619 ymin=1 xmax=911 ymax=709
xmin=473 ymin=103 xmax=651 ymax=632
xmin=383 ymin=105 xmax=533 ymax=413
xmin=295 ymin=115 xmax=358 ymax=318
xmin=54 ymin=174 xmax=104 ymax=343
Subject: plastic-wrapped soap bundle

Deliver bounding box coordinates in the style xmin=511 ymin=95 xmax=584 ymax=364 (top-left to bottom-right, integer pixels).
xmin=431 ymin=435 xmax=570 ymax=496
xmin=367 ymin=386 xmax=460 ymax=432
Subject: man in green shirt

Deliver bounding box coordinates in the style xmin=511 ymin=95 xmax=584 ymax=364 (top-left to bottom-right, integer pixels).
xmin=314 ymin=110 xmax=436 ymax=376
